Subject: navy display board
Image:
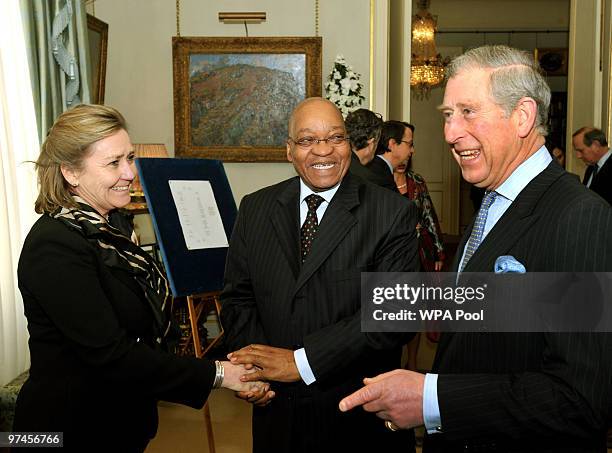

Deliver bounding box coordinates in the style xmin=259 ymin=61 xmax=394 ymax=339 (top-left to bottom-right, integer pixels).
xmin=136 ymin=158 xmax=237 ymax=296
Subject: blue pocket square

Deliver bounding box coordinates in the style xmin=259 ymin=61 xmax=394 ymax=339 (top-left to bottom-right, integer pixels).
xmin=494 ymin=255 xmax=526 ymax=273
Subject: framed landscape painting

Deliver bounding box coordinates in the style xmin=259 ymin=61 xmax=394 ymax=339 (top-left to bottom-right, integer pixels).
xmin=173 ymin=37 xmax=322 ymax=162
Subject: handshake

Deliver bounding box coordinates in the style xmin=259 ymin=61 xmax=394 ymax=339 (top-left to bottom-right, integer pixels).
xmin=219 ymin=344 xmax=426 ymax=428
xmin=217 ymin=344 xmax=299 ymax=406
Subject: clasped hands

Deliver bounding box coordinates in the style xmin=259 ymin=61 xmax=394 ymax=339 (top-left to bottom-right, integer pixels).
xmin=226 ymin=344 xmax=301 ymax=406
xmin=225 ymin=345 xmax=427 ymax=426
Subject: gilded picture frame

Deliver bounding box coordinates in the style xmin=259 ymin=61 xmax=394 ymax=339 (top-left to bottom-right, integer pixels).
xmin=86 ymin=14 xmax=108 ymax=104
xmin=172 ymin=36 xmax=322 ymax=162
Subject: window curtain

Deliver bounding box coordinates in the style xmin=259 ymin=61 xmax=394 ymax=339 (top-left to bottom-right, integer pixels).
xmin=0 ymin=2 xmax=41 ymax=385
xmin=20 ymin=0 xmax=91 ymax=142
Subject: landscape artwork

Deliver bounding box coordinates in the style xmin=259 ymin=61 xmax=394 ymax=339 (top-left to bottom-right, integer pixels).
xmin=189 ymin=53 xmax=305 ymax=148
xmin=173 ymin=37 xmax=321 ymax=161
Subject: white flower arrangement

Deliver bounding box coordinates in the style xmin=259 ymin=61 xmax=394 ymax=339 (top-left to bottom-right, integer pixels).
xmin=325 ymin=55 xmax=365 ymax=117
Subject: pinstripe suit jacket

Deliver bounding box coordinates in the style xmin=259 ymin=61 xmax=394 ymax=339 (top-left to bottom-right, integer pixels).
xmin=424 ymin=162 xmax=612 ymax=453
xmin=220 ymin=173 xmax=418 ymax=452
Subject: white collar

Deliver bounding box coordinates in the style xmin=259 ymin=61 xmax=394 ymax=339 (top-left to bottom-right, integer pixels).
xmin=299 ymin=179 xmax=340 ymax=204
xmin=495 ymin=146 xmax=552 ymax=202
xmin=597 ymin=149 xmax=612 ymax=169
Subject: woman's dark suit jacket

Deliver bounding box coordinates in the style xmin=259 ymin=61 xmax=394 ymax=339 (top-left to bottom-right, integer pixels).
xmin=15 ymin=214 xmax=215 ymax=451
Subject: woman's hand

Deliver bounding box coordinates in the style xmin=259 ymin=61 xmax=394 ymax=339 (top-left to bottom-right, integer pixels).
xmin=234 ymin=385 xmax=275 ymax=407
xmin=219 ymin=361 xmax=275 ymax=405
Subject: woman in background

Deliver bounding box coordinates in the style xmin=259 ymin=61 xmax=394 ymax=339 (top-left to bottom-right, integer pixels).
xmin=393 ymin=124 xmax=445 ymax=272
xmin=392 ymin=123 xmax=445 ymax=372
xmin=546 ymin=137 xmax=566 ymax=167
xmin=15 ymin=105 xmax=268 ymax=452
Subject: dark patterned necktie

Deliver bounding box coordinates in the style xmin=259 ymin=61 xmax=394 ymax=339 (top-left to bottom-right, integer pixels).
xmin=460 ymin=190 xmax=497 ymax=272
xmin=301 ymin=194 xmax=325 ymax=263
xmin=589 ymin=165 xmax=598 ymax=187
xmin=584 ymin=165 xmax=598 ymax=187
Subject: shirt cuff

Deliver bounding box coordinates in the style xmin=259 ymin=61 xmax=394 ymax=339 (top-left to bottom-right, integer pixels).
xmin=294 ymin=348 xmax=316 ymax=385
xmin=423 ymin=373 xmax=442 ymax=434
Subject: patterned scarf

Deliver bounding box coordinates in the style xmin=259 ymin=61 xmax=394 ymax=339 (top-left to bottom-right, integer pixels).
xmin=52 ymin=196 xmax=172 ymax=341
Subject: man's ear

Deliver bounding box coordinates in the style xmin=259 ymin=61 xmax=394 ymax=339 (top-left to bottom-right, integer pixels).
xmin=286 ymin=142 xmax=294 ymax=163
xmin=515 ymin=97 xmax=538 ymax=138
xmin=60 ymin=164 xmax=79 ymax=187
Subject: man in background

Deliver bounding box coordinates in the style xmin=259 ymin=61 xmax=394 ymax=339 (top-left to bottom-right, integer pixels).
xmin=345 ymin=108 xmax=382 ymax=166
xmin=366 ymin=120 xmax=415 ymax=192
xmin=345 ymin=108 xmax=394 ymax=189
xmin=339 ymin=45 xmax=612 ymax=453
xmin=221 ymin=97 xmax=418 ymax=452
xmin=572 ymin=126 xmax=612 ymax=204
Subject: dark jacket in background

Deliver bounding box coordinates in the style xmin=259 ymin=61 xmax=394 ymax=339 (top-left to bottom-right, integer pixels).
xmin=584 ymin=156 xmax=612 ymax=205
xmin=356 ymin=153 xmax=398 ymax=192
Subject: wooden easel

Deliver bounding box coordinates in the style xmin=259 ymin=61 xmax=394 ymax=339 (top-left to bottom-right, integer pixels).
xmin=182 ymin=291 xmax=224 ymax=453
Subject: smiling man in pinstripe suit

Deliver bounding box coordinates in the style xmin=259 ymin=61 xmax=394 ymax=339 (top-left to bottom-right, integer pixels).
xmin=220 ymin=98 xmax=419 ymax=453
xmin=340 ymin=45 xmax=612 ymax=453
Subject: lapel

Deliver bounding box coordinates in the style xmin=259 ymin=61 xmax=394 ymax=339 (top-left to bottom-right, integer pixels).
xmin=293 ymin=174 xmax=360 ymax=297
xmin=591 ymin=156 xmax=611 ymax=188
xmin=462 ymin=162 xmax=564 ymax=272
xmin=270 ymin=177 xmax=301 ymax=280
xmin=437 ymin=163 xmax=565 ymax=365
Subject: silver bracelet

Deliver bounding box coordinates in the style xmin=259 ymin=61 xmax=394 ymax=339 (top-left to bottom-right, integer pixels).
xmin=213 ymin=360 xmax=224 ymax=389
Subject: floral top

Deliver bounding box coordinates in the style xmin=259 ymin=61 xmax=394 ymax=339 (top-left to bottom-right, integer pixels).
xmin=399 ymin=170 xmax=445 ymax=271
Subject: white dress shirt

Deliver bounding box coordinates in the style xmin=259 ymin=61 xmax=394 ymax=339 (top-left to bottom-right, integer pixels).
xmin=293 ymin=179 xmax=341 ymax=385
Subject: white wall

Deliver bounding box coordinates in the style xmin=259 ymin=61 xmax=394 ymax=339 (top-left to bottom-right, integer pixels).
xmin=428 ymin=0 xmax=570 ymax=30
xmin=91 ymin=0 xmax=371 ymax=205
xmin=567 ymin=0 xmax=600 ymax=176
xmin=389 ymin=0 xmax=411 ymax=121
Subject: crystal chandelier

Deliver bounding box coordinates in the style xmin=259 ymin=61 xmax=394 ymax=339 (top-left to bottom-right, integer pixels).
xmin=410 ymin=0 xmax=447 ymax=99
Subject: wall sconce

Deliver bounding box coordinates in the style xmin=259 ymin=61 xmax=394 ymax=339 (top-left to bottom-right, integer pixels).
xmin=218 ymin=12 xmax=266 ymax=24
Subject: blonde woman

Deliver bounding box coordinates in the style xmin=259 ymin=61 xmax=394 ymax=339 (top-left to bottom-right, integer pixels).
xmin=15 ymin=105 xmax=269 ymax=452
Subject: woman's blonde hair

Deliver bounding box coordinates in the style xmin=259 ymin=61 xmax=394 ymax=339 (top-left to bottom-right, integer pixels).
xmin=35 ymin=104 xmax=127 ymax=214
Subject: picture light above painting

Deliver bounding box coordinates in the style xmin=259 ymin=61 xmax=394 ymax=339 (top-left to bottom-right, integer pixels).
xmin=172 ymin=36 xmax=322 ymax=162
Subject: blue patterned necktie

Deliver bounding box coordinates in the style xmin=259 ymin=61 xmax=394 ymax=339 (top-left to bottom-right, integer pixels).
xmin=460 ymin=190 xmax=497 ymax=272
xmin=301 ymin=194 xmax=325 ymax=263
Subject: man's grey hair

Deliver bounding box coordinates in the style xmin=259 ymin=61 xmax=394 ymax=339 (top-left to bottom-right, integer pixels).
xmin=447 ymin=45 xmax=551 ymax=136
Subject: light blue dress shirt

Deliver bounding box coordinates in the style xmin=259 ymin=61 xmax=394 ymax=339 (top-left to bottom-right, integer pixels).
xmin=294 ymin=180 xmax=341 ymax=385
xmin=423 ymin=146 xmax=552 ymax=433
